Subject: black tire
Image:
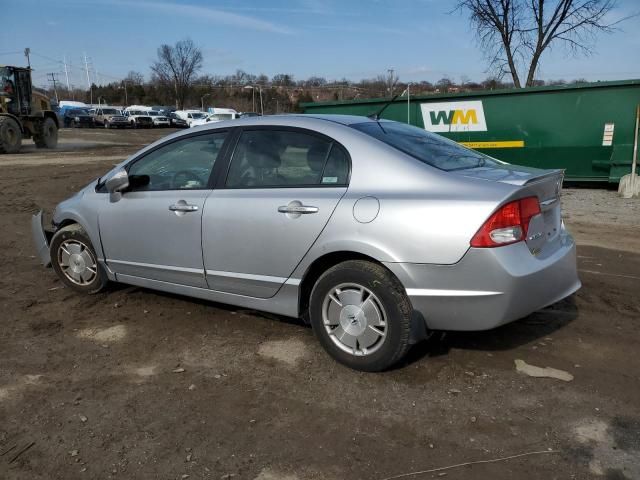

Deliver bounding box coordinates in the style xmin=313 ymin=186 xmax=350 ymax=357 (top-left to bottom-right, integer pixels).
xmin=34 ymin=117 xmax=58 ymax=149
xmin=0 ymin=116 xmax=22 ymax=153
xmin=104 ymin=121 xmax=110 ymax=129
xmin=50 ymin=224 xmax=108 ymax=294
xmin=309 ymin=260 xmax=413 ymax=372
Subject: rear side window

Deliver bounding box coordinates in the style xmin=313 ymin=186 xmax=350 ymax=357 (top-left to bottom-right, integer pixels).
xmin=225 ymin=129 xmax=349 ymax=188
xmin=352 ymin=121 xmax=501 ymax=171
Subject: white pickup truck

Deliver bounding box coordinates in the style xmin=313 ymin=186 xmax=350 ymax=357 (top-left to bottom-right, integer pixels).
xmin=123 ymin=107 xmax=153 ymax=128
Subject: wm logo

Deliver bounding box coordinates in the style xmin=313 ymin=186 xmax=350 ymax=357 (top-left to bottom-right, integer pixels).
xmin=420 ymin=100 xmax=487 ymax=132
xmin=429 ymin=109 xmax=478 ymax=126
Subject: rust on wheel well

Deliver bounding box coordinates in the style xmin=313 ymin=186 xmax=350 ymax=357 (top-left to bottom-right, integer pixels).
xmin=55 ymin=219 xmax=82 ymax=233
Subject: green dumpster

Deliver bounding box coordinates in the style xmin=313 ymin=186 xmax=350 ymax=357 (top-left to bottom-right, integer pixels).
xmin=301 ymin=80 xmax=640 ymax=183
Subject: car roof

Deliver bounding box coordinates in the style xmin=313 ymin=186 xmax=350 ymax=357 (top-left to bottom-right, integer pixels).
xmin=292 ymin=114 xmax=377 ymax=126
xmin=195 ymin=114 xmax=377 ymax=129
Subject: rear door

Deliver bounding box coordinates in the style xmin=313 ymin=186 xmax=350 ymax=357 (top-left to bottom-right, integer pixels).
xmin=202 ymin=127 xmax=350 ymax=298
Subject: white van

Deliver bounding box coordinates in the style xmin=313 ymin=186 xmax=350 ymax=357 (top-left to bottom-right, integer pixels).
xmin=190 ymin=108 xmax=239 ymax=127
xmin=174 ymin=110 xmax=207 ymax=126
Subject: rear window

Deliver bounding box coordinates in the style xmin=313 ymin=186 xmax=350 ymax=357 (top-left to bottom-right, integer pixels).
xmin=351 ymin=121 xmax=501 ymax=171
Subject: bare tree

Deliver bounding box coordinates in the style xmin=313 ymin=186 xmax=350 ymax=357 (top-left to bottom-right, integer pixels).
xmin=456 ymin=0 xmax=625 ymax=87
xmin=151 ymin=38 xmax=203 ymax=109
xmin=124 ymin=71 xmax=145 ymax=85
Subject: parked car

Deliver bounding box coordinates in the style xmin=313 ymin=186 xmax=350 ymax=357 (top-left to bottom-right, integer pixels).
xmin=189 ymin=113 xmax=217 ymax=128
xmin=92 ymin=107 xmax=129 ymax=128
xmin=123 ymin=109 xmax=153 ymax=128
xmin=147 ymin=110 xmax=171 ymax=127
xmin=62 ymin=108 xmax=94 ymax=128
xmin=174 ymin=110 xmax=206 ymax=126
xmin=150 ymin=105 xmax=174 ymax=116
xmin=167 ymin=112 xmax=188 ymax=128
xmin=32 ymin=115 xmax=580 ymax=372
xmin=191 ymin=108 xmax=239 ymax=128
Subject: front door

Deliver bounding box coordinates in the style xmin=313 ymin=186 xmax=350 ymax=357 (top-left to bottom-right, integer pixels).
xmin=99 ymin=131 xmax=229 ymax=287
xmin=202 ymin=127 xmax=350 ymax=298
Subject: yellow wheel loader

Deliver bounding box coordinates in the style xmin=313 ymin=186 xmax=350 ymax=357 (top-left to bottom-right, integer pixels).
xmin=0 ymin=65 xmax=58 ymax=153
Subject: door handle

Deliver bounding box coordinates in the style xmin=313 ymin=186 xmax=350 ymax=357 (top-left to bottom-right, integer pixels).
xmin=169 ymin=203 xmax=199 ymax=212
xmin=278 ymin=205 xmax=319 ymax=214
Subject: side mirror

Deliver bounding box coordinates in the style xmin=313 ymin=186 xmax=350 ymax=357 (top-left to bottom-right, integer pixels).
xmin=105 ymin=169 xmax=129 ymax=202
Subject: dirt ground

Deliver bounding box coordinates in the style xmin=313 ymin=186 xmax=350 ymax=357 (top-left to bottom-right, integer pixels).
xmin=1 ymin=129 xmax=639 ymax=480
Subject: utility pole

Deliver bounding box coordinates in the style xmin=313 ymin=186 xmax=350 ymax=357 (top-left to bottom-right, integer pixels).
xmin=63 ymin=55 xmax=71 ymax=90
xmin=24 ymin=48 xmax=31 ymax=68
xmin=387 ymin=68 xmax=396 ymax=97
xmin=83 ymin=53 xmax=92 ymax=105
xmin=47 ymin=73 xmax=60 ymax=103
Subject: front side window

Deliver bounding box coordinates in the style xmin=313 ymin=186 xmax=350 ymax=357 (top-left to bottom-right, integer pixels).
xmin=225 ymin=129 xmax=349 ymax=188
xmin=352 ymin=121 xmax=501 ymax=171
xmin=127 ymin=132 xmax=227 ymax=191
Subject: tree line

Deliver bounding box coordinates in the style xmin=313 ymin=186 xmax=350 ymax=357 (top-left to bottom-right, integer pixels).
xmin=42 ymin=64 xmax=591 ymax=114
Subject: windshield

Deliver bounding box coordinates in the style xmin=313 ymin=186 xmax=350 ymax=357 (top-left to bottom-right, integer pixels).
xmin=102 ymin=108 xmax=120 ymax=115
xmin=68 ymin=109 xmax=89 ymax=115
xmin=351 ymin=121 xmax=500 ymax=171
xmin=191 ymin=112 xmax=205 ymax=119
xmin=148 ymin=111 xmax=159 ymax=116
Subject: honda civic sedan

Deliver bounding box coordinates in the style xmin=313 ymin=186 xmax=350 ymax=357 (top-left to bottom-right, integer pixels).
xmin=32 ymin=115 xmax=580 ymax=371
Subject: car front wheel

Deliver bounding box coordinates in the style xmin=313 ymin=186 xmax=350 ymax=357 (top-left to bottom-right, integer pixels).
xmin=50 ymin=224 xmax=108 ymax=294
xmin=309 ymin=260 xmax=413 ymax=372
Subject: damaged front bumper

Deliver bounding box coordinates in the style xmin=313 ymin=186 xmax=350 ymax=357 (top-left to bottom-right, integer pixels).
xmin=31 ymin=210 xmax=53 ymax=266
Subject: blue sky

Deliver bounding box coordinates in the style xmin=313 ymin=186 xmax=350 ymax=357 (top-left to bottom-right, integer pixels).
xmin=2 ymin=0 xmax=639 ymax=88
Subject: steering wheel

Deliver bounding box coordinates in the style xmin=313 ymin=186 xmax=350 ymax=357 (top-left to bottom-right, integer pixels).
xmin=171 ymin=170 xmax=204 ymax=189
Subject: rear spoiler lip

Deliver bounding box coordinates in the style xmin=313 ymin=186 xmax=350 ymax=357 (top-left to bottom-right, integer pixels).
xmin=521 ymin=168 xmax=565 ymax=186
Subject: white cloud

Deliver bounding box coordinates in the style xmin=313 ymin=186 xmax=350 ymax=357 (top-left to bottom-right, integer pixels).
xmin=110 ymin=0 xmax=294 ymax=34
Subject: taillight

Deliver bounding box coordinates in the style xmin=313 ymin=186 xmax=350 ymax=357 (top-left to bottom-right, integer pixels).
xmin=470 ymin=197 xmax=541 ymax=248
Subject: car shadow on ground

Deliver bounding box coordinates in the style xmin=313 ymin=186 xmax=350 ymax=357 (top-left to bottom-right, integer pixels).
xmin=402 ymin=296 xmax=579 ymax=367
xmin=103 ymin=283 xmax=579 ymax=368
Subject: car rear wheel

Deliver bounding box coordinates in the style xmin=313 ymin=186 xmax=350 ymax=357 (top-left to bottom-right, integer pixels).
xmin=309 ymin=260 xmax=413 ymax=372
xmin=50 ymin=224 xmax=108 ymax=294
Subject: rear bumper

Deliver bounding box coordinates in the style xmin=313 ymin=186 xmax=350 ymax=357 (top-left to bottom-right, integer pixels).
xmin=31 ymin=211 xmax=52 ymax=266
xmin=385 ymin=232 xmax=581 ymax=331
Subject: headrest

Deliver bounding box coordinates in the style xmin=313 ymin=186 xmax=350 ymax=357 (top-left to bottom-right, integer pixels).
xmin=246 ymin=138 xmax=281 ymax=169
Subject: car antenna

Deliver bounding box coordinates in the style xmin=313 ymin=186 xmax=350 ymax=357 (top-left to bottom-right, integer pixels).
xmin=368 ymin=93 xmax=401 ymax=121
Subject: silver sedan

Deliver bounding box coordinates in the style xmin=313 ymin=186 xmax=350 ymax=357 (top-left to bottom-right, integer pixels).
xmin=32 ymin=115 xmax=580 ymax=371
